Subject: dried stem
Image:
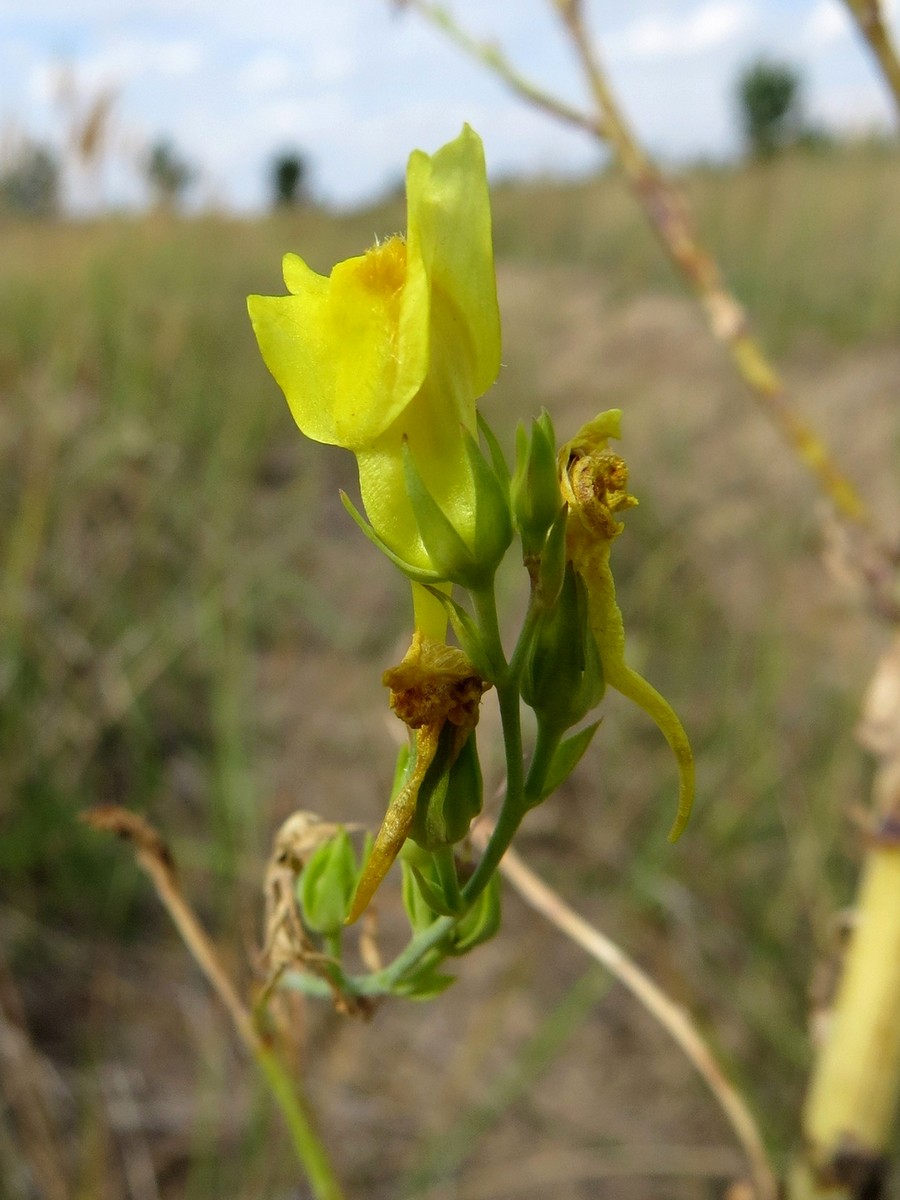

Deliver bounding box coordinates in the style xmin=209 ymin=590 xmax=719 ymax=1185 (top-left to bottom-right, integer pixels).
xmin=403 ymin=0 xmax=870 ymax=528
xmin=841 ymin=0 xmax=900 ymax=117
xmin=471 ymin=820 xmax=778 ymax=1200
xmin=397 ymin=0 xmax=604 ymax=139
xmin=82 ymin=806 xmax=345 ymax=1200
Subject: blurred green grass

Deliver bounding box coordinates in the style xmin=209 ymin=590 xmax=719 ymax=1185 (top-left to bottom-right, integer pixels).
xmin=1 ymin=144 xmax=898 ymax=1196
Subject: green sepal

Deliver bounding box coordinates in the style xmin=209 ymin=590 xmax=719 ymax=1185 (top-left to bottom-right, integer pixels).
xmin=389 ymin=741 xmax=413 ymax=803
xmin=533 ymin=720 xmax=601 ymax=806
xmin=339 ymin=491 xmax=444 ymax=585
xmin=536 ymin=504 xmax=569 ymax=608
xmin=462 ymin=426 xmax=513 ymax=575
xmin=402 ymin=439 xmax=480 ymax=586
xmin=391 ymin=948 xmax=456 ymax=1000
xmin=410 ymin=864 xmax=461 ymax=917
xmin=421 ymin=586 xmax=499 ymax=682
xmin=297 ymin=829 xmax=358 ymax=936
xmin=446 ymin=873 xmax=502 ymax=956
xmin=400 ymin=855 xmax=440 ymax=932
xmin=410 ymin=726 xmax=483 ymax=852
xmin=511 ymin=411 xmax=561 ymax=560
xmin=477 ymin=409 xmax=511 ymax=491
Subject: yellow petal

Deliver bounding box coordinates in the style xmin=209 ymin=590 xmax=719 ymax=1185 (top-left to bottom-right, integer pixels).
xmin=247 ymin=238 xmax=430 ymax=451
xmin=406 ymin=124 xmax=501 ymax=399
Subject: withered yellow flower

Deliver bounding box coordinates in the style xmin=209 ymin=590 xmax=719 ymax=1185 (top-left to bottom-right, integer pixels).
xmin=247 ymin=125 xmax=501 ymax=637
xmin=559 ymin=409 xmax=695 ymax=840
xmin=346 ymin=633 xmax=490 ymax=923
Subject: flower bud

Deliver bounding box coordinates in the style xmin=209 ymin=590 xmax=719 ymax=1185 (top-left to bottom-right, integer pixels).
xmin=409 ymin=725 xmax=484 ymax=852
xmin=520 ymin=564 xmax=605 ymax=732
xmin=511 ymin=410 xmax=562 ymax=561
xmin=297 ymin=829 xmax=360 ymax=936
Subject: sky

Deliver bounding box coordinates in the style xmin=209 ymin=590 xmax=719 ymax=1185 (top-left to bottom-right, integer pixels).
xmin=1 ymin=0 xmax=898 ymax=212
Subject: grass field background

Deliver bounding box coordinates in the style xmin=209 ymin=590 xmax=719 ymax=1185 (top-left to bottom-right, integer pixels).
xmin=2 ymin=144 xmax=900 ymax=1198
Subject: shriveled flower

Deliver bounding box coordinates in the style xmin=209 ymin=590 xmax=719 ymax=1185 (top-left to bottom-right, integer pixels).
xmin=559 ymin=410 xmax=695 ymax=840
xmin=247 ymin=124 xmax=501 ymax=637
xmin=346 ymin=633 xmax=490 ymax=923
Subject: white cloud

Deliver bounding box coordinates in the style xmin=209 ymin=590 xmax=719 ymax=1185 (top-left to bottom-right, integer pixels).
xmin=238 ymin=53 xmax=294 ymax=94
xmin=611 ymin=1 xmax=754 ymax=61
xmin=804 ymin=0 xmax=852 ymax=47
xmin=56 ymin=37 xmax=205 ymax=89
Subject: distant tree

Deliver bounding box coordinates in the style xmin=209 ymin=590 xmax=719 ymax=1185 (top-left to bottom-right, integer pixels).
xmin=271 ymin=152 xmax=309 ymax=208
xmin=737 ymin=61 xmax=803 ymax=159
xmin=0 ymin=142 xmax=60 ymax=218
xmin=144 ymin=139 xmax=195 ymax=210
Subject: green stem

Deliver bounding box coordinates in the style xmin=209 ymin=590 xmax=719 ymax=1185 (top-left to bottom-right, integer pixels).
xmin=433 ymin=845 xmax=464 ymax=911
xmin=325 ymin=931 xmax=343 ymax=963
xmin=255 ymin=1044 xmax=345 ymax=1200
xmin=279 ymin=914 xmax=457 ymax=999
xmin=524 ymin=720 xmax=563 ymax=808
xmin=462 ymin=584 xmax=528 ymax=905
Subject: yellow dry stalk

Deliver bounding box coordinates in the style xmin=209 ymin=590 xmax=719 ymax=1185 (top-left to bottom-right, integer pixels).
xmin=403 ymin=0 xmax=871 ymax=527
xmin=841 ymin=0 xmax=900 ymax=115
xmin=791 ymin=839 xmax=900 ymax=1198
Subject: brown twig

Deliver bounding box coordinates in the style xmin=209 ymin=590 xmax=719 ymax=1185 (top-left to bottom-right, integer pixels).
xmin=82 ymin=805 xmax=345 ymax=1200
xmin=471 ymin=820 xmax=778 ymax=1200
xmin=403 ymin=0 xmax=871 ymax=529
xmin=841 ymin=0 xmax=900 ymax=117
xmin=555 ymin=0 xmax=870 ymax=528
xmin=396 ymin=0 xmax=604 ymax=139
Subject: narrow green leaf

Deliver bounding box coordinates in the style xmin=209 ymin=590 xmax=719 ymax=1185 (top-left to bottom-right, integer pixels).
xmin=339 ymin=491 xmax=443 ymax=584
xmin=538 ymin=720 xmax=601 ymax=802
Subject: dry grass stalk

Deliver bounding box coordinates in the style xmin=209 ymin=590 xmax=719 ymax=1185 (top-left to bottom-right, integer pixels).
xmin=471 ymin=819 xmax=778 ymax=1200
xmin=841 ymin=0 xmax=900 ymax=115
xmin=402 ymin=0 xmax=870 ymax=529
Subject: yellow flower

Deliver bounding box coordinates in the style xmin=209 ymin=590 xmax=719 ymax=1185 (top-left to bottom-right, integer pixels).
xmin=247 ymin=125 xmax=501 ymax=638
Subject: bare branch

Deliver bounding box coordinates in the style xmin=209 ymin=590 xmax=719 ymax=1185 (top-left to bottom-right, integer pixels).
xmin=472 ymin=820 xmax=778 ymax=1200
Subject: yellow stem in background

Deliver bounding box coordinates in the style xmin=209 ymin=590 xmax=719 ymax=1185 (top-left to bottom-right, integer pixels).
xmin=403 ymin=0 xmax=871 ymax=528
xmin=790 ymin=839 xmax=900 ymax=1199
xmin=841 ymin=0 xmax=900 ymax=117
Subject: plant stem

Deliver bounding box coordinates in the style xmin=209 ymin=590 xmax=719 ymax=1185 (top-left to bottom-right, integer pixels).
xmin=523 ymin=720 xmax=563 ymax=807
xmin=475 ymin=820 xmax=779 ymax=1200
xmin=403 ymin=0 xmax=872 ymax=528
xmin=433 ymin=845 xmax=463 ymax=911
xmin=790 ymin=837 xmax=900 ymax=1199
xmin=842 ymin=0 xmax=900 ymax=117
xmin=254 ymin=1046 xmax=345 ymax=1200
xmin=457 ymin=585 xmax=529 ymax=905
